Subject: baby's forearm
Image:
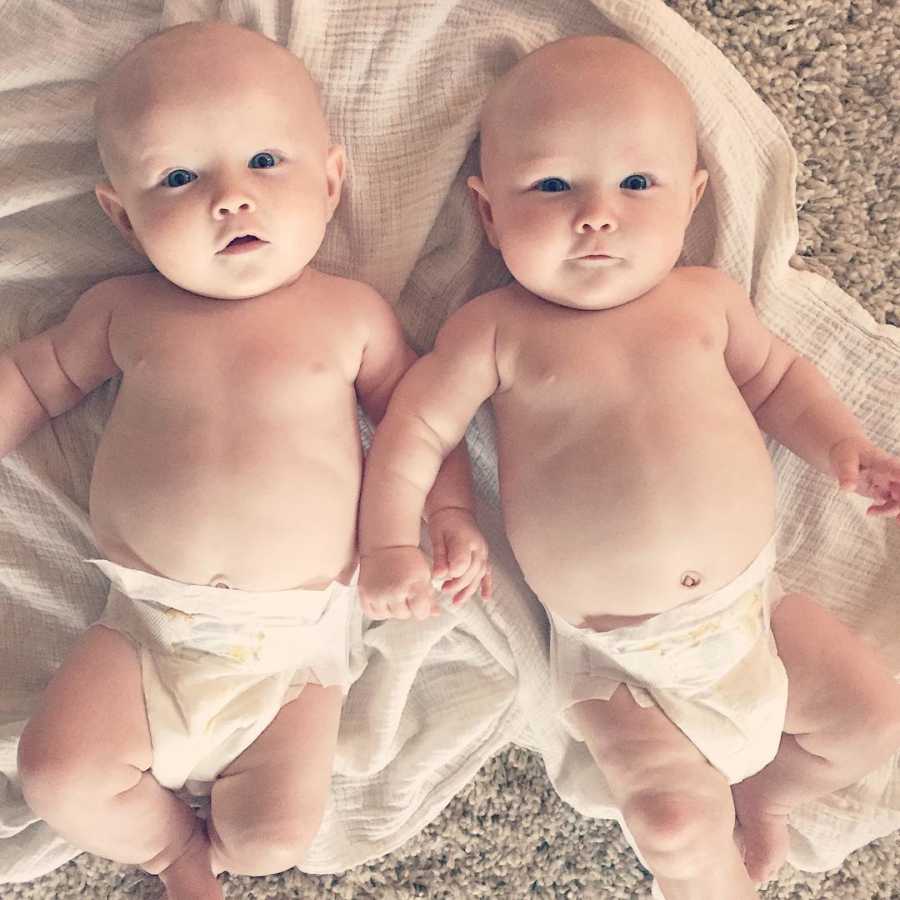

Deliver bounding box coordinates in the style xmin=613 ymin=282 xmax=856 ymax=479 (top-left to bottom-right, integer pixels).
xmin=359 ymin=408 xmax=450 ymax=554
xmin=425 ymin=442 xmax=476 ymax=521
xmin=753 ymin=355 xmax=866 ymax=475
xmin=0 ymin=350 xmax=54 ymax=457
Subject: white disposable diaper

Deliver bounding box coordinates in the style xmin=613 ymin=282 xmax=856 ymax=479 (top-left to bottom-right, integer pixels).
xmin=89 ymin=559 xmax=365 ymax=794
xmin=549 ymin=537 xmax=788 ymax=784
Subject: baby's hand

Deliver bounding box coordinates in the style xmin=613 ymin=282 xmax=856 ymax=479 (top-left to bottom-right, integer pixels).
xmin=830 ymin=437 xmax=900 ymax=519
xmin=359 ymin=546 xmax=439 ymax=620
xmin=428 ymin=507 xmax=492 ymax=606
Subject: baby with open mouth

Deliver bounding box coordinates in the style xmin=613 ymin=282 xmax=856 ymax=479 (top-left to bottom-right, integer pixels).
xmin=8 ymin=20 xmax=489 ymax=900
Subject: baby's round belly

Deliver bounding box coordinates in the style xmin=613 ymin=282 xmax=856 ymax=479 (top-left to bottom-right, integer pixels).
xmin=500 ymin=427 xmax=776 ymax=623
xmin=89 ymin=422 xmax=361 ymax=591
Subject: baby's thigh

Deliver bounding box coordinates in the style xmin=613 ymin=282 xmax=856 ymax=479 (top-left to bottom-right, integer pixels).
xmin=18 ymin=624 xmax=151 ymax=796
xmin=571 ymin=685 xmax=730 ymax=807
xmin=773 ymin=592 xmax=900 ymax=738
xmin=209 ymin=683 xmax=343 ymax=871
xmin=571 ymin=686 xmax=738 ymax=864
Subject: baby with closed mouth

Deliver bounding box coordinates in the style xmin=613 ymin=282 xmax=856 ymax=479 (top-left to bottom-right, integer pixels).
xmin=358 ymin=34 xmax=900 ymax=900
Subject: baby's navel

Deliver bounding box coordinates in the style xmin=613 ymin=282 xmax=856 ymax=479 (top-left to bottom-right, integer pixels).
xmin=680 ymin=570 xmax=702 ymax=589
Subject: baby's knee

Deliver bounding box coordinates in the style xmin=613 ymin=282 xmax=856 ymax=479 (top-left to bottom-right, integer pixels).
xmin=848 ymin=682 xmax=900 ymax=760
xmin=623 ymin=789 xmax=735 ymax=879
xmin=18 ymin=725 xmax=89 ymax=815
xmin=213 ymin=810 xmax=324 ymax=876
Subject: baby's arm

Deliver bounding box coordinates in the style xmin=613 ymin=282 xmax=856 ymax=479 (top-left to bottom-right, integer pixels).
xmin=358 ymin=295 xmax=501 ymax=618
xmin=354 ymin=290 xmax=492 ymax=617
xmin=718 ymin=269 xmax=900 ymax=515
xmin=0 ymin=282 xmax=121 ymax=457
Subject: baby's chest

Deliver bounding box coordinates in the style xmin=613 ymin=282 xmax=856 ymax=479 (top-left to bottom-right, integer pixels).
xmin=112 ymin=302 xmax=357 ymax=402
xmin=505 ymin=297 xmax=727 ymax=404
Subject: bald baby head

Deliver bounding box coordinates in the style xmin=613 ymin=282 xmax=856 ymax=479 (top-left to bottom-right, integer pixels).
xmin=478 ymin=36 xmax=700 ymax=182
xmin=95 ymin=21 xmax=326 ymax=183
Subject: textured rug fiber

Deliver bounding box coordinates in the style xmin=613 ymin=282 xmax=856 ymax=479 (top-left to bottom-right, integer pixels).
xmin=8 ymin=0 xmax=899 ymax=897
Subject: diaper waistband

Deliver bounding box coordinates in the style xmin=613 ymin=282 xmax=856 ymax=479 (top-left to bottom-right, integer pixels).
xmin=87 ymin=559 xmax=355 ymax=626
xmin=549 ymin=536 xmax=780 ymax=695
xmin=550 ymin=534 xmax=777 ymax=650
xmin=91 ymin=559 xmax=359 ymax=672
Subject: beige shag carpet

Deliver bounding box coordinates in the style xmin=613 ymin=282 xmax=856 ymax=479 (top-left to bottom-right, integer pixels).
xmin=8 ymin=0 xmax=899 ymax=897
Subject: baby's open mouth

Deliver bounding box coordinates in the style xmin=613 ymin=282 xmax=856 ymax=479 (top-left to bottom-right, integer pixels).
xmin=218 ymin=234 xmax=268 ymax=254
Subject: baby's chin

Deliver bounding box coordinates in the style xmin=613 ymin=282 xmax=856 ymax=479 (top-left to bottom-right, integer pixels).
xmin=158 ymin=265 xmax=308 ymax=301
xmin=519 ymin=264 xmax=675 ymax=311
xmin=523 ymin=280 xmax=642 ymax=312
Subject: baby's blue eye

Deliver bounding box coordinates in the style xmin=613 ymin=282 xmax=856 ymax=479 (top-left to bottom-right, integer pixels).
xmin=534 ymin=177 xmax=570 ymax=193
xmin=620 ymin=173 xmax=650 ymax=191
xmin=164 ymin=169 xmax=196 ymax=188
xmin=249 ymin=152 xmax=278 ymax=169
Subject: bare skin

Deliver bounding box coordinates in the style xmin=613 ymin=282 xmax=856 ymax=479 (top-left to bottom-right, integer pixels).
xmin=10 ymin=22 xmax=489 ymax=900
xmin=359 ymin=36 xmax=900 ymax=897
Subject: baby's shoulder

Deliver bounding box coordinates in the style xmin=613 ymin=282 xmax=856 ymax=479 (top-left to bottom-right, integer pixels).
xmin=432 ymin=286 xmax=507 ymax=342
xmin=671 ymin=265 xmax=745 ymax=298
xmin=450 ymin=283 xmax=519 ymax=327
xmin=425 ymin=287 xmax=520 ymax=367
xmin=69 ymin=272 xmax=161 ymax=320
xmin=304 ymin=272 xmax=406 ymax=357
xmin=309 ymin=271 xmax=387 ymax=317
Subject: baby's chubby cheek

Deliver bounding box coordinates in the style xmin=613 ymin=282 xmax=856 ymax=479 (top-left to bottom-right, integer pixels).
xmin=130 ymin=207 xmax=196 ymax=263
xmin=495 ymin=220 xmax=563 ymax=283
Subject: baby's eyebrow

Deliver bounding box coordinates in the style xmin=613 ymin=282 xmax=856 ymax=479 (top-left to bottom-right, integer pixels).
xmin=132 ymin=147 xmax=178 ymax=174
xmin=516 ymin=154 xmax=567 ymax=170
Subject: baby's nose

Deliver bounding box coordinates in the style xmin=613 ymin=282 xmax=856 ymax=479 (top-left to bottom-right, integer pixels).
xmin=576 ymin=210 xmax=617 ymax=233
xmin=576 ymin=194 xmax=617 ymax=233
xmin=211 ymin=176 xmax=257 ymax=218
xmin=214 ymin=194 xmax=255 ymax=218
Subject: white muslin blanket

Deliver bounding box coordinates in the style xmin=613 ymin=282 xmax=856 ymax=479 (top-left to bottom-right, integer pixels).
xmin=1 ymin=0 xmax=898 ymax=884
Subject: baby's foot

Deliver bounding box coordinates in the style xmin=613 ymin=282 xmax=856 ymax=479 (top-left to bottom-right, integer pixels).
xmin=159 ymin=827 xmax=223 ymax=900
xmin=732 ymin=784 xmax=790 ymax=883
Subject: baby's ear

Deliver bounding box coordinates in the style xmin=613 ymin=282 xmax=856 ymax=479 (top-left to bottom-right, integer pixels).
xmin=689 ymin=168 xmax=709 ymax=214
xmin=324 ymin=144 xmax=345 ymax=221
xmin=95 ymin=182 xmax=144 ymax=254
xmin=466 ymin=175 xmax=500 ymax=249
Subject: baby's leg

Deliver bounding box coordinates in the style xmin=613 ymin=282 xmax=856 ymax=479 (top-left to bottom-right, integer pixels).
xmin=571 ymin=685 xmax=758 ymax=900
xmin=732 ymin=593 xmax=900 ymax=883
xmin=208 ymin=682 xmax=343 ymax=876
xmin=17 ymin=625 xmax=221 ymax=900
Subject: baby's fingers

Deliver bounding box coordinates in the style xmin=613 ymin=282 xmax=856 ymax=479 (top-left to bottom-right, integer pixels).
xmin=860 ymin=451 xmax=900 ymax=486
xmin=362 ymin=593 xmax=392 ymax=620
xmin=385 ymin=596 xmax=412 ymax=619
xmin=442 ymin=532 xmax=486 ymax=579
xmin=444 ymin=554 xmax=489 ymax=606
xmin=430 ymin=534 xmax=449 ymax=583
xmin=866 ymin=495 xmax=900 ymax=519
xmin=361 ymin=583 xmax=414 ymax=620
xmin=407 ymin=581 xmax=439 ymax=620
xmin=450 ymin=578 xmax=484 ymax=607
xmin=480 ymin=564 xmax=493 ymax=599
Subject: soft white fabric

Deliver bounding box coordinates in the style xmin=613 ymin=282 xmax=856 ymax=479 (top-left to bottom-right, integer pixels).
xmin=92 ymin=559 xmax=364 ymax=792
xmin=1 ymin=0 xmax=898 ymax=884
xmin=549 ymin=537 xmax=788 ymax=785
